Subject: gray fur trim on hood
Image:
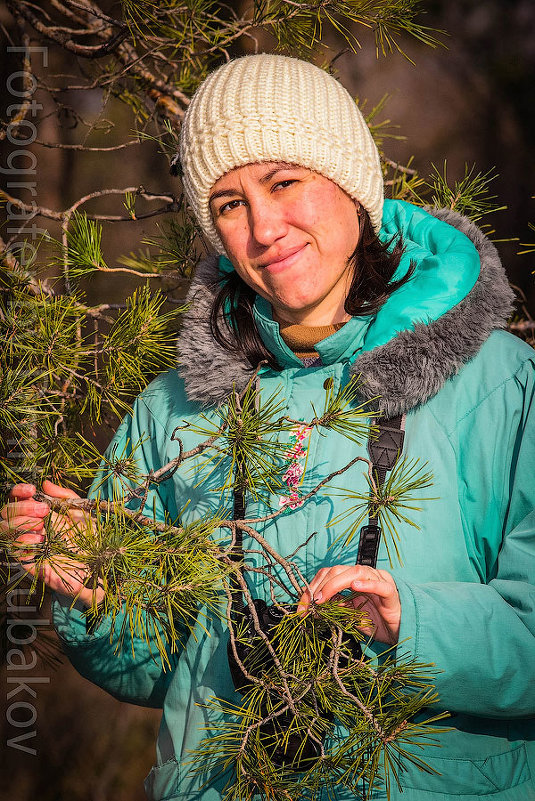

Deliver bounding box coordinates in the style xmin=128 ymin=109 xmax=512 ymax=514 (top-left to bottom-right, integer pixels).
xmin=176 ymin=207 xmax=515 ymax=415
xmin=176 ymin=255 xmax=255 ymax=406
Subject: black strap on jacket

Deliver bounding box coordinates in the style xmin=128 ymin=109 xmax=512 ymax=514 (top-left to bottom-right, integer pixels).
xmin=355 ymin=415 xmax=405 ymax=568
xmin=230 ymin=415 xmax=406 ymax=605
xmin=230 ymin=486 xmax=246 ymax=615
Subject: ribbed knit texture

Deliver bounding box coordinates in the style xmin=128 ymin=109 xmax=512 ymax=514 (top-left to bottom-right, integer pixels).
xmin=279 ymin=321 xmax=346 ymax=359
xmin=179 ymin=54 xmax=384 ymax=252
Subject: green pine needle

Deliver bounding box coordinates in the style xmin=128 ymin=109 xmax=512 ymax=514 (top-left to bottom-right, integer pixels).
xmin=311 ymin=375 xmax=377 ymax=444
xmin=518 ymin=221 xmax=535 ymax=256
xmin=186 ymin=383 xmax=295 ymax=499
xmin=330 ymin=457 xmax=434 ymax=563
xmin=62 ymin=211 xmax=108 ymax=279
xmin=118 ymin=217 xmax=200 ymax=277
xmin=416 ymin=162 xmax=507 ymax=223
xmin=189 ymin=603 xmax=447 ymax=801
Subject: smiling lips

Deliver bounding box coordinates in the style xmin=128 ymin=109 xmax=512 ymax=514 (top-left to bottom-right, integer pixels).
xmin=260 ymin=244 xmax=308 ymax=272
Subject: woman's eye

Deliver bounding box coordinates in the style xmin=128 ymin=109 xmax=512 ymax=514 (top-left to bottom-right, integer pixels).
xmin=274 ymin=179 xmax=296 ymax=191
xmin=219 ymin=199 xmax=243 ymax=214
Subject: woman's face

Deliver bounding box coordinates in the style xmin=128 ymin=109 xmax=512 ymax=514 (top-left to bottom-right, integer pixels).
xmin=209 ymin=162 xmax=360 ymax=326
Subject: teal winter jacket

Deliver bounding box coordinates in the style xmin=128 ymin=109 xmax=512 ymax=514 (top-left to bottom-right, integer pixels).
xmin=53 ymin=201 xmax=535 ymax=801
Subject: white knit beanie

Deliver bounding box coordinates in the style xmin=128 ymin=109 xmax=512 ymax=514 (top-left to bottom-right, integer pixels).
xmin=179 ymin=54 xmax=384 ymax=252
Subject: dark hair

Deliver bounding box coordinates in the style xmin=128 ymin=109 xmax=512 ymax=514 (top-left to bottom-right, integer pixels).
xmin=209 ymin=209 xmax=412 ymax=370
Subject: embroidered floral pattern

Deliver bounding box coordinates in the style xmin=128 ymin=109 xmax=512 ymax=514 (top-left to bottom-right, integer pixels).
xmin=279 ymin=425 xmax=312 ymax=509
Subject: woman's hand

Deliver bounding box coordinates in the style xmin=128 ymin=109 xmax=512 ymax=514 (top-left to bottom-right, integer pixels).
xmin=0 ymin=480 xmax=103 ymax=607
xmin=298 ymin=564 xmax=401 ymax=645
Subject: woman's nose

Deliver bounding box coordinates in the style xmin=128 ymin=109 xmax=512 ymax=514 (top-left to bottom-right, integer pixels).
xmin=248 ymin=198 xmax=288 ymax=246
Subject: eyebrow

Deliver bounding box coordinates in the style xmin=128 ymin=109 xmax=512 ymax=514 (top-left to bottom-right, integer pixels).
xmin=208 ymin=163 xmax=300 ymax=205
xmin=209 ymin=187 xmax=239 ymax=204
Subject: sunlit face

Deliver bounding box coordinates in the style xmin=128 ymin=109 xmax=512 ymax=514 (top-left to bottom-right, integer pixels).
xmin=209 ymin=162 xmax=361 ymax=326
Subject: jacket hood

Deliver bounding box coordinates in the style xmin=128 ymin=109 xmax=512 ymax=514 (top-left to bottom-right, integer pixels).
xmin=176 ymin=200 xmax=515 ymax=416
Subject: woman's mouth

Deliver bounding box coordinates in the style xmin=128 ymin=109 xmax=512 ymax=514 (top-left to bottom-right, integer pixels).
xmin=262 ymin=244 xmax=307 ymax=273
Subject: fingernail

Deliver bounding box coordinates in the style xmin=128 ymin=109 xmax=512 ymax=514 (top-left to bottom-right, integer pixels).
xmin=313 ymin=591 xmax=323 ymax=603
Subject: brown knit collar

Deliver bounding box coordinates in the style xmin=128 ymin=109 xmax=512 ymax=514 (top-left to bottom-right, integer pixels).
xmin=279 ymin=321 xmax=346 ymax=358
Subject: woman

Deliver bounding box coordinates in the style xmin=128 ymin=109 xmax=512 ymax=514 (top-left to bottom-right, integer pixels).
xmin=3 ymin=54 xmax=535 ymax=800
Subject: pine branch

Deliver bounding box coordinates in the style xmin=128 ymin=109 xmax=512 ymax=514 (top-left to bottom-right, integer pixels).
xmin=26 ymin=138 xmax=144 ymax=151
xmin=0 ymin=186 xmax=179 ymax=224
xmin=416 ymin=162 xmax=507 ymax=223
xmin=0 ymin=13 xmax=32 ymax=140
xmin=7 ymin=0 xmax=131 ymax=58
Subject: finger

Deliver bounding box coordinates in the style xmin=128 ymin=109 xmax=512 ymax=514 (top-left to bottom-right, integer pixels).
xmin=7 ymin=531 xmax=45 ymax=574
xmin=311 ymin=566 xmax=388 ymax=606
xmin=42 ymin=563 xmax=81 ymax=596
xmin=351 ymin=567 xmax=394 ymax=591
xmin=37 ymin=557 xmax=98 ymax=605
xmin=12 ymin=532 xmax=45 ymax=561
xmin=1 ymin=500 xmax=50 ymax=521
xmin=314 ymin=567 xmax=358 ymax=604
xmin=351 ymin=577 xmax=398 ymax=606
xmin=351 ymin=577 xmax=390 ymax=595
xmin=305 ymin=567 xmax=331 ymax=598
xmin=0 ymin=515 xmax=46 ymax=535
xmin=297 ymin=567 xmax=331 ymax=612
xmin=298 ymin=565 xmax=373 ymax=612
xmin=42 ymin=479 xmax=81 ymax=500
xmin=41 ymin=480 xmax=86 ymax=524
xmin=9 ymin=484 xmax=37 ymax=500
xmin=311 ymin=565 xmax=354 ymax=596
xmin=48 ymin=511 xmax=86 ymax=539
xmin=14 ymin=532 xmax=45 ymax=546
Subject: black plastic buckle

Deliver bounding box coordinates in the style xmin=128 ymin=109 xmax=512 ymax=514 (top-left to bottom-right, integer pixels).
xmin=368 ymin=424 xmax=405 ymax=471
xmin=357 ymin=524 xmax=382 ymax=567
